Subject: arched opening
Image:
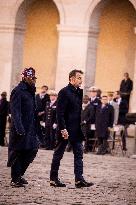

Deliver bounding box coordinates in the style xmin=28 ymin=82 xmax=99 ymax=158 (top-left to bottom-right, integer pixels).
xmin=11 ymin=0 xmax=60 ymax=91
xmin=85 ymin=0 xmax=136 ymax=94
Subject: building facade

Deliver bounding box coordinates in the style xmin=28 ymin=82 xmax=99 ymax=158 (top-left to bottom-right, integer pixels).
xmin=0 ymin=0 xmax=136 ymax=111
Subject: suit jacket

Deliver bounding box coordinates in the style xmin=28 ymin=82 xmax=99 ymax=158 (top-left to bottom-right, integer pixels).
xmin=56 ymin=83 xmax=84 ymax=142
xmin=109 ymin=101 xmax=119 ymax=125
xmin=90 ymin=97 xmax=101 ymax=124
xmin=81 ymin=103 xmax=95 ymax=137
xmin=118 ymin=99 xmax=128 ymax=125
xmin=44 ymin=101 xmax=57 ymax=126
xmin=120 ymin=78 xmax=133 ymax=94
xmin=81 ymin=103 xmax=95 ymax=125
xmin=0 ymin=98 xmax=9 ymax=118
xmin=35 ymin=93 xmax=50 ymax=113
xmin=95 ymin=104 xmax=114 ymax=138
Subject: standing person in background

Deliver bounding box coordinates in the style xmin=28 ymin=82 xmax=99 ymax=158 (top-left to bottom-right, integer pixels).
xmin=0 ymin=92 xmax=9 ymax=146
xmin=120 ymin=72 xmax=133 ymax=106
xmin=35 ymin=85 xmax=50 ymax=147
xmin=50 ymin=69 xmax=94 ymax=188
xmin=44 ymin=91 xmax=58 ymax=150
xmin=8 ymin=67 xmax=39 ymax=187
xmin=95 ymin=96 xmax=114 ymax=155
xmin=88 ymin=86 xmax=101 ymax=152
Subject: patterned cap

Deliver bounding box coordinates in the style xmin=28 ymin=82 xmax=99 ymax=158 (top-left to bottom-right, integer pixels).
xmin=89 ymin=86 xmax=98 ymax=92
xmin=21 ymin=67 xmax=37 ymax=79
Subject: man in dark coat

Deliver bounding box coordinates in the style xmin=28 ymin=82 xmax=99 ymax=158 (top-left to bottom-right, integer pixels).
xmin=88 ymin=86 xmax=101 ymax=151
xmin=120 ymin=72 xmax=133 ymax=106
xmin=35 ymin=85 xmax=50 ymax=147
xmin=81 ymin=95 xmax=95 ymax=153
xmin=50 ymin=69 xmax=94 ymax=188
xmin=0 ymin=92 xmax=9 ymax=146
xmin=44 ymin=90 xmax=57 ymax=150
xmin=95 ymin=96 xmax=114 ymax=155
xmin=8 ymin=67 xmax=39 ymax=187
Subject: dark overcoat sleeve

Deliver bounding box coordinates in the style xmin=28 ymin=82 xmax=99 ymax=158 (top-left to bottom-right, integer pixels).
xmin=10 ymin=89 xmax=25 ymax=135
xmin=56 ymin=89 xmax=68 ymax=130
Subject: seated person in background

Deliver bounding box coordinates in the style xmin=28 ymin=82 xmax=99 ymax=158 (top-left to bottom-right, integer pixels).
xmin=81 ymin=95 xmax=95 ymax=153
xmin=95 ymin=96 xmax=114 ymax=155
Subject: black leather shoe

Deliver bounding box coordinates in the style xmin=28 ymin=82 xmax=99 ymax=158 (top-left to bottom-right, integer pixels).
xmin=10 ymin=181 xmax=25 ymax=188
xmin=75 ymin=179 xmax=94 ymax=188
xmin=50 ymin=179 xmax=66 ymax=187
xmin=20 ymin=177 xmax=28 ymax=184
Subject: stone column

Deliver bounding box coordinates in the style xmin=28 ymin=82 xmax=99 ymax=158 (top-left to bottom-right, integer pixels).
xmin=84 ymin=27 xmax=99 ymax=92
xmin=130 ymin=27 xmax=136 ymax=112
xmin=55 ymin=25 xmax=89 ymax=92
xmin=0 ymin=24 xmax=15 ymax=98
xmin=0 ymin=23 xmax=25 ymax=98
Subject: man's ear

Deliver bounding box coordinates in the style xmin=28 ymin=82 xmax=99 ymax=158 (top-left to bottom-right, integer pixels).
xmin=70 ymin=76 xmax=75 ymax=82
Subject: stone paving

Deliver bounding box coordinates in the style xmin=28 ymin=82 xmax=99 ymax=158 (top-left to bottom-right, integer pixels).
xmin=0 ymin=144 xmax=136 ymax=205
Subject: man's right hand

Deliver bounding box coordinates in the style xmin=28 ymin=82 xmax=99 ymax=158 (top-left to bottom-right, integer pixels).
xmin=61 ymin=129 xmax=69 ymax=139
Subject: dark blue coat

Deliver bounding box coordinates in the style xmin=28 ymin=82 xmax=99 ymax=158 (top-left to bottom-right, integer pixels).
xmin=56 ymin=83 xmax=84 ymax=143
xmin=9 ymin=81 xmax=39 ymax=151
xmin=95 ymin=104 xmax=114 ymax=139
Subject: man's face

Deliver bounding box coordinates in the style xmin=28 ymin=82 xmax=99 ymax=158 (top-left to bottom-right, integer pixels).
xmin=50 ymin=95 xmax=57 ymax=101
xmin=41 ymin=87 xmax=48 ymax=94
xmin=89 ymin=91 xmax=97 ymax=98
xmin=83 ymin=97 xmax=89 ymax=104
xmin=70 ymin=72 xmax=83 ymax=88
xmin=101 ymin=97 xmax=108 ymax=105
xmin=114 ymin=92 xmax=120 ymax=99
xmin=124 ymin=73 xmax=129 ymax=79
xmin=108 ymin=96 xmax=113 ymax=101
xmin=25 ymin=77 xmax=36 ymax=85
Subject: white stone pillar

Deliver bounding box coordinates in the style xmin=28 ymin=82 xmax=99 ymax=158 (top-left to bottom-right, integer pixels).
xmin=130 ymin=27 xmax=136 ymax=112
xmin=84 ymin=27 xmax=99 ymax=91
xmin=0 ymin=24 xmax=15 ymax=98
xmin=55 ymin=25 xmax=89 ymax=92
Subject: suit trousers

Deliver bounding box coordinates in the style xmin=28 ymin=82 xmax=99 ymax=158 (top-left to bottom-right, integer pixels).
xmin=50 ymin=140 xmax=84 ymax=181
xmin=10 ymin=149 xmax=38 ymax=182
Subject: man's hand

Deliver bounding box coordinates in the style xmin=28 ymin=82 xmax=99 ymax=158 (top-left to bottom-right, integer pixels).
xmin=61 ymin=129 xmax=69 ymax=139
xmin=53 ymin=123 xmax=57 ymax=129
xmin=38 ymin=111 xmax=45 ymax=116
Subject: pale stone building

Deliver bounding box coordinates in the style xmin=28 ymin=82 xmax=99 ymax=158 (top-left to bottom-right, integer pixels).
xmin=0 ymin=0 xmax=136 ymax=111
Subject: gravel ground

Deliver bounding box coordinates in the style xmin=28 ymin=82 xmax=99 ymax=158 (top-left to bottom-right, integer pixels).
xmin=0 ymin=140 xmax=136 ymax=205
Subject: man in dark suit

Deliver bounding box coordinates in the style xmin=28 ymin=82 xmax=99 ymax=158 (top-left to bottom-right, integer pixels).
xmin=8 ymin=67 xmax=39 ymax=187
xmin=88 ymin=86 xmax=101 ymax=151
xmin=44 ymin=91 xmax=57 ymax=150
xmin=35 ymin=85 xmax=50 ymax=147
xmin=0 ymin=92 xmax=9 ymax=146
xmin=120 ymin=72 xmax=133 ymax=106
xmin=95 ymin=96 xmax=114 ymax=155
xmin=50 ymin=69 xmax=94 ymax=188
